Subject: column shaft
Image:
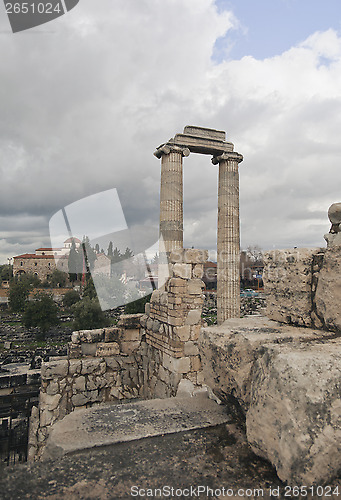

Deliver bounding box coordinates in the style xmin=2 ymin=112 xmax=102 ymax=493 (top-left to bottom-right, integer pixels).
xmin=217 ymin=158 xmax=241 ymax=323
xmin=159 ymin=150 xmax=184 ymax=253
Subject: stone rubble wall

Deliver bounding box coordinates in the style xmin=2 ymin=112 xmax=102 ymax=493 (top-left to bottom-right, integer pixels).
xmin=263 ymin=246 xmax=334 ymax=329
xmin=29 ymin=315 xmax=145 ymax=460
xmin=142 ymin=249 xmax=207 ymax=398
xmin=29 ymin=249 xmax=207 ymax=460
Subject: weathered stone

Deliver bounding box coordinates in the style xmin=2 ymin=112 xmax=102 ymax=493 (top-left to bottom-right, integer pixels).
xmin=247 ymin=339 xmax=341 ymax=486
xmin=152 ymin=320 xmax=161 ymax=333
xmin=173 ymin=325 xmax=190 ymax=341
xmin=68 ymin=343 xmax=82 ymax=359
xmin=183 ymin=249 xmax=208 ymax=264
xmin=71 ymin=332 xmax=80 ymax=344
xmin=173 ymin=263 xmax=192 ymax=279
xmin=163 ymin=354 xmax=190 ymax=374
xmin=105 ymin=357 xmax=121 ymax=371
xmin=185 ymin=309 xmax=201 ymax=325
xmin=81 ymin=359 xmax=102 ymax=375
xmin=190 ymin=325 xmax=201 ymax=341
xmin=315 ymin=245 xmax=341 ymax=332
xmin=40 ymin=393 xmax=62 ymax=411
xmin=73 ymin=376 xmax=86 ymax=392
xmin=96 ymin=342 xmax=120 ymax=357
xmin=117 ymin=314 xmax=143 ymax=330
xmin=121 ymin=341 xmax=140 ymax=355
xmin=40 ymin=409 xmax=54 ymax=427
xmin=192 ymin=264 xmax=204 ymax=279
xmin=328 ymin=202 xmax=341 ymax=224
xmin=78 ymin=329 xmax=104 ymax=343
xmin=184 ymin=341 xmax=199 ymax=356
xmin=104 ymin=327 xmax=120 ymax=342
xmin=71 ymin=393 xmax=89 ymax=407
xmin=69 ymin=360 xmax=81 ymax=376
xmin=81 ymin=343 xmax=97 ymax=356
xmin=187 ymin=279 xmax=204 ymax=295
xmin=264 ymin=248 xmax=321 ymax=327
xmin=46 ymin=381 xmax=59 ymax=396
xmin=41 ymin=360 xmax=68 ymax=380
xmin=190 ymin=355 xmax=201 ymax=372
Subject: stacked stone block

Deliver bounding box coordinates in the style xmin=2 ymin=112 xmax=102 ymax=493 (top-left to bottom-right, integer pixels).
xmin=142 ymin=249 xmax=207 ymax=398
xmin=29 ymin=315 xmax=144 ymax=460
xmin=263 ymin=248 xmax=326 ymax=328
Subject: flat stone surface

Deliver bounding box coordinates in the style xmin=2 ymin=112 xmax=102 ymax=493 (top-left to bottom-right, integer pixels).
xmin=199 ymin=317 xmax=341 ymax=486
xmin=42 ymin=396 xmax=230 ymax=460
xmin=1 ymin=424 xmax=288 ymax=500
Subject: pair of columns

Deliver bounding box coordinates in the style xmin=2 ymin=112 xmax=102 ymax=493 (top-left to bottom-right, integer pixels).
xmin=157 ymin=144 xmax=243 ymax=324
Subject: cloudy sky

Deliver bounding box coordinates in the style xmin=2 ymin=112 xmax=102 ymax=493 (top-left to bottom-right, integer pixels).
xmin=1 ymin=0 xmax=341 ymax=264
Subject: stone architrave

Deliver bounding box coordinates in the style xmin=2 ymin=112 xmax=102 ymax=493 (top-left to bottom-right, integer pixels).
xmin=212 ymin=152 xmax=243 ymax=324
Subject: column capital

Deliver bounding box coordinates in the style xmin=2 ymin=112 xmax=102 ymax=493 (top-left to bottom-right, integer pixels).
xmin=154 ymin=143 xmax=190 ymax=159
xmin=211 ymin=151 xmax=243 ymax=165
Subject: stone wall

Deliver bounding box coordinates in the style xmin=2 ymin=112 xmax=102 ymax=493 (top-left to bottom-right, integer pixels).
xmin=263 ymin=248 xmax=324 ymax=327
xmin=142 ymin=248 xmax=207 ymax=398
xmin=29 ymin=249 xmax=207 ymax=459
xmin=29 ymin=315 xmax=145 ymax=460
xmin=13 ymin=255 xmax=57 ymax=281
xmin=263 ymin=245 xmax=341 ymax=331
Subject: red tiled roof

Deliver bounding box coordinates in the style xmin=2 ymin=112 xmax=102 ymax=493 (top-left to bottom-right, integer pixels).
xmin=13 ymin=254 xmax=55 ymax=260
xmin=204 ymin=261 xmax=217 ymax=268
xmin=35 ymin=247 xmax=61 ymax=251
xmin=64 ymin=237 xmax=81 ymax=243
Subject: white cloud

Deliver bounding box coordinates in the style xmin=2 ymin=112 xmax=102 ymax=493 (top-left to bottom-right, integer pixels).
xmin=0 ymin=1 xmax=340 ymax=263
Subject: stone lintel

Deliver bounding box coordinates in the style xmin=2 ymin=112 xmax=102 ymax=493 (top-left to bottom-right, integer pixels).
xmin=183 ymin=125 xmax=226 ymax=141
xmin=154 ymin=137 xmax=234 ymax=159
xmin=172 ymin=134 xmax=234 ymax=156
xmin=211 ymin=152 xmax=243 ymax=165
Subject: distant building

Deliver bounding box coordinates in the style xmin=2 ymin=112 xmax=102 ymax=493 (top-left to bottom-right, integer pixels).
xmin=12 ymin=238 xmax=81 ymax=282
xmin=92 ymin=253 xmax=111 ymax=277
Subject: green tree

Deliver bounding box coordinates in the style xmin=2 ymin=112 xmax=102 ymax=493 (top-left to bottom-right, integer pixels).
xmin=8 ymin=280 xmax=30 ymax=312
xmin=0 ymin=264 xmax=13 ymax=281
xmin=125 ymin=294 xmax=151 ymax=314
xmin=49 ymin=269 xmax=67 ymax=288
xmin=72 ymin=296 xmax=109 ymax=330
xmin=23 ymin=293 xmax=59 ymax=337
xmin=62 ymin=289 xmax=81 ymax=308
xmin=95 ymin=243 xmax=100 ymax=254
xmin=112 ymin=247 xmax=122 ymax=263
xmin=82 ymin=236 xmax=96 ymax=272
xmin=122 ymin=247 xmax=134 ymax=260
xmin=107 ymin=241 xmax=114 ymax=259
xmin=68 ymin=240 xmax=81 ymax=282
xmin=19 ymin=272 xmax=41 ymax=287
xmin=82 ymin=276 xmax=98 ymax=300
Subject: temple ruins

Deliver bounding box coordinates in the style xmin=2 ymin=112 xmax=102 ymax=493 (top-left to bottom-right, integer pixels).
xmin=10 ymin=127 xmax=341 ymax=491
xmin=154 ymin=126 xmax=243 ymax=324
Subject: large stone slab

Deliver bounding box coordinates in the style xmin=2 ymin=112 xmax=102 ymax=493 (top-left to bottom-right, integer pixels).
xmin=199 ymin=317 xmax=325 ymax=409
xmin=42 ymin=395 xmax=229 ymax=460
xmin=247 ymin=339 xmax=341 ymax=485
xmin=198 ymin=318 xmax=341 ymax=485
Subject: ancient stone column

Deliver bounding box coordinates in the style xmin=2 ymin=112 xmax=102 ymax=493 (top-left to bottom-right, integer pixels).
xmin=154 ymin=144 xmax=190 ymax=287
xmin=212 ymin=152 xmax=243 ymax=324
xmin=155 ymin=145 xmax=190 ymax=254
